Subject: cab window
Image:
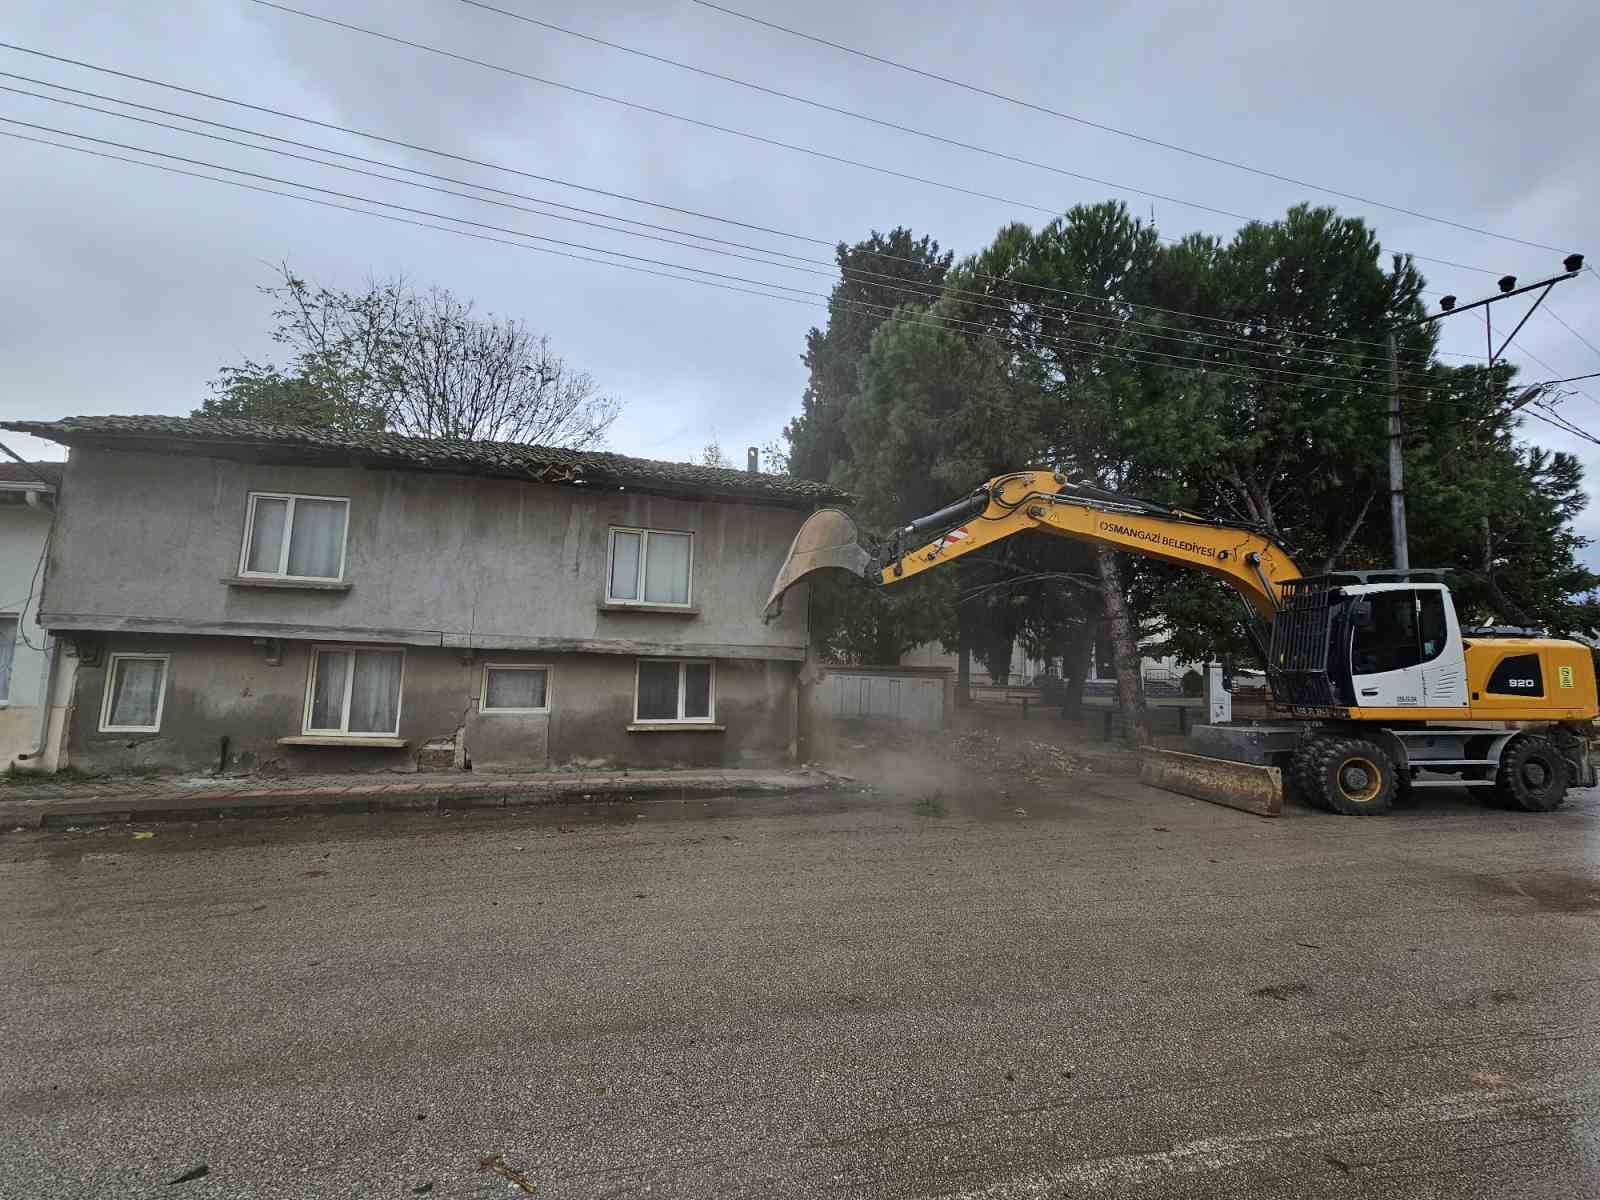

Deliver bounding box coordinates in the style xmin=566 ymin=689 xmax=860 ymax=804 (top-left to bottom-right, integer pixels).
xmin=1352 ymin=592 xmax=1421 ymax=674
xmin=1417 ymin=591 xmax=1448 ymax=664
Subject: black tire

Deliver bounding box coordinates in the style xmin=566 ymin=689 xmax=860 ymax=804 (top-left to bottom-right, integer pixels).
xmin=1288 ymin=738 xmax=1327 ymax=810
xmin=1494 ymin=735 xmax=1569 ymax=813
xmin=1311 ymin=737 xmax=1396 ymax=816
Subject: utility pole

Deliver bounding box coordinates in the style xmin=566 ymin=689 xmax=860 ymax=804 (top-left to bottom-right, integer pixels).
xmin=1386 ymin=332 xmax=1409 ymax=571
xmin=1386 ymin=254 xmax=1583 ymax=572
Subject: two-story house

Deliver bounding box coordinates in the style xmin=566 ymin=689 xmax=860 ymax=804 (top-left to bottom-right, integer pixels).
xmin=2 ymin=416 xmax=847 ymax=776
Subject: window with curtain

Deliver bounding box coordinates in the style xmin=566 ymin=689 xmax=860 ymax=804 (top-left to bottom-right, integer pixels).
xmin=606 ymin=528 xmax=693 ymax=606
xmin=634 ymin=659 xmax=715 ymax=722
xmin=241 ymin=493 xmax=349 ymax=580
xmin=0 ymin=616 xmax=17 ymax=702
xmin=481 ymin=665 xmax=550 ymax=713
xmin=305 ymin=647 xmax=404 ymax=736
xmin=99 ymin=654 xmax=169 ymax=731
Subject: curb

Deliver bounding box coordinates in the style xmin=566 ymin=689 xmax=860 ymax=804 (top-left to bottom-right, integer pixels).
xmin=1 ymin=773 xmax=846 ymax=831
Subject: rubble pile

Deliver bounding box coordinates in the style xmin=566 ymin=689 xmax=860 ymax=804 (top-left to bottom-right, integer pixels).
xmin=947 ymin=730 xmax=1084 ymax=781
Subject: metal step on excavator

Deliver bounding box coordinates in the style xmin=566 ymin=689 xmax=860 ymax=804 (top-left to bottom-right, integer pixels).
xmin=766 ymin=470 xmax=1598 ymax=817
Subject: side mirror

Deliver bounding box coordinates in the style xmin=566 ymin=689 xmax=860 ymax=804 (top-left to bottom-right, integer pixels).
xmin=1350 ymin=599 xmax=1375 ymax=632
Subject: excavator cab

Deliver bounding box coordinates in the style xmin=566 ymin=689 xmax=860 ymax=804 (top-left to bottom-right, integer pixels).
xmin=1269 ymin=575 xmax=1469 ymax=717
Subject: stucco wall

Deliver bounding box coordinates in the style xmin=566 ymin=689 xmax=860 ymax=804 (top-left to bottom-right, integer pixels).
xmin=1 ymin=500 xmax=54 ymax=767
xmin=42 ymin=448 xmax=811 ymax=657
xmin=66 ymin=634 xmax=798 ymax=775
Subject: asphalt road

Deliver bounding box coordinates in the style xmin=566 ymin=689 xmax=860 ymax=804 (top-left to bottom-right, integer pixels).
xmin=2 ymin=776 xmax=1598 ymax=1198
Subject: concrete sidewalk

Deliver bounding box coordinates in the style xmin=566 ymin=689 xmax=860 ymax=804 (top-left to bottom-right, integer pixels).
xmin=0 ymin=767 xmax=844 ymax=830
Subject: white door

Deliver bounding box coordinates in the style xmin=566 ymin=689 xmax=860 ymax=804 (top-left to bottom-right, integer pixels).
xmin=1349 ymin=587 xmax=1428 ymax=709
xmin=1417 ymin=588 xmax=1469 ymax=708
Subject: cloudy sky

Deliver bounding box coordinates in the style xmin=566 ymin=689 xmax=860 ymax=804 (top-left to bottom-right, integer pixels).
xmin=4 ymin=1 xmax=1598 ymax=548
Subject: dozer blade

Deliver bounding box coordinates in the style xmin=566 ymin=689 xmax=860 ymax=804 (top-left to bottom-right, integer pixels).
xmin=765 ymin=507 xmax=872 ymax=618
xmin=1139 ymin=748 xmax=1283 ymax=817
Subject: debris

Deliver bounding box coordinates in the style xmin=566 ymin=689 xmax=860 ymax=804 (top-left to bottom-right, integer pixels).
xmin=1013 ymin=807 xmax=1028 ymax=816
xmin=1151 ymin=826 xmax=1170 ymax=833
xmin=132 ymin=831 xmax=155 ymax=840
xmin=1471 ymin=1071 xmax=1510 ymax=1089
xmin=1295 ymin=941 xmax=1323 ymax=950
xmin=512 ymin=845 xmax=525 ymax=851
xmin=945 ymin=730 xmax=1084 ymax=782
xmin=167 ymin=1163 xmax=209 ymax=1185
xmin=479 ymin=1154 xmax=537 ymax=1194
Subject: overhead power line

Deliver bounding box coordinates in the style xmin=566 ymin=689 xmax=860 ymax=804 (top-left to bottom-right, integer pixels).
xmin=5 ymin=117 xmax=1559 ymax=416
xmin=0 ymin=79 xmax=1461 ymax=380
xmin=0 ymin=42 xmax=825 ymax=245
xmin=9 ymin=120 xmax=1499 ymax=409
xmin=244 ymin=1 xmax=1078 ymax=222
xmin=256 ymin=0 xmax=1513 ymax=284
xmin=454 ymin=0 xmax=1490 ymax=280
xmin=1541 ymin=306 xmax=1600 ymax=365
xmin=689 ymin=0 xmax=1572 ymax=258
xmin=0 ymin=109 xmax=1468 ymax=397
xmin=0 ymin=49 xmax=1482 ymax=370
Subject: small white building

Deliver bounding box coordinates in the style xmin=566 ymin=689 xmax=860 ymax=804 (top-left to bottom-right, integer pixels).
xmin=1 ymin=462 xmax=68 ymax=771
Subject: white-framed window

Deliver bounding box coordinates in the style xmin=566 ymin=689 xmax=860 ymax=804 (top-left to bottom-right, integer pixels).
xmin=240 ymin=492 xmax=350 ymax=581
xmin=99 ymin=653 xmax=170 ymax=733
xmin=634 ymin=659 xmax=715 ymax=723
xmin=480 ymin=664 xmax=551 ymax=714
xmin=606 ymin=527 xmax=693 ymax=607
xmin=0 ymin=614 xmax=18 ymax=703
xmin=303 ymin=645 xmax=405 ymax=736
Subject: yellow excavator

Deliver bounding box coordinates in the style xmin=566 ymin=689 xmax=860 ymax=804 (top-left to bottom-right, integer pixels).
xmin=767 ymin=469 xmax=1598 ymax=816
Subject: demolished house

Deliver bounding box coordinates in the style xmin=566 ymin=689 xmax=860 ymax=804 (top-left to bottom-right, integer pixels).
xmin=2 ymin=416 xmax=848 ymax=775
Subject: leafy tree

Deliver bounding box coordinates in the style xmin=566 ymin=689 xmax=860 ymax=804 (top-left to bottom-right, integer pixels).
xmin=782 ymin=230 xmax=956 ymax=664
xmin=785 ymin=230 xmax=952 ymax=484
xmin=202 ymin=362 xmax=382 ymax=431
xmin=198 ymin=265 xmax=619 ymax=446
xmin=699 ymin=442 xmax=732 ymax=468
xmin=775 ymin=203 xmax=1600 ymax=730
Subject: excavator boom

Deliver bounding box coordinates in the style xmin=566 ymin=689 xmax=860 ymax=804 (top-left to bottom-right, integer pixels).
xmin=767 ymin=470 xmax=1300 ymax=620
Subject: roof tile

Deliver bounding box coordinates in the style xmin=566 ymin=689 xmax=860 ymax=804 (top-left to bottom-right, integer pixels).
xmin=1 ymin=415 xmax=849 ymax=507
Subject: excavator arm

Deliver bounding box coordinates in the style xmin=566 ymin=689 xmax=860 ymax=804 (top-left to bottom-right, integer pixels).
xmin=767 ymin=469 xmax=1301 ymax=621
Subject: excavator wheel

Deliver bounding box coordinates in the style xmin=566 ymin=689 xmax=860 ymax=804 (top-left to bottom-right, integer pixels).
xmin=1287 ymin=738 xmax=1328 ymax=810
xmin=1494 ymin=735 xmax=1569 ymax=813
xmin=1310 ymin=737 xmax=1396 ymax=816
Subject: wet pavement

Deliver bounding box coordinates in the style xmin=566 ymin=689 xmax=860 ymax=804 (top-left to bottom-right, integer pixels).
xmin=2 ymin=778 xmax=1597 ymax=1197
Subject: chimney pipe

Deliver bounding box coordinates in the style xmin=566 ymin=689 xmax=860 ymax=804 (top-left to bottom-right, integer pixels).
xmin=746 ymin=446 xmax=759 ymax=474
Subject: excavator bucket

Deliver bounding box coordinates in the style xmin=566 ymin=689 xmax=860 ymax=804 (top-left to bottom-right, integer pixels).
xmin=765 ymin=507 xmax=873 ymax=618
xmin=1139 ymin=749 xmax=1283 ymax=817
